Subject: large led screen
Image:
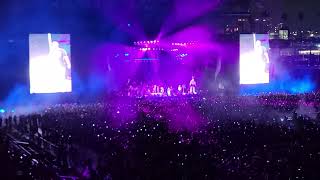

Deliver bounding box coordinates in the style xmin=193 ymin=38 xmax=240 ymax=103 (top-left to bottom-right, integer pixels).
xmin=240 ymin=34 xmax=270 ymax=84
xmin=29 ymin=34 xmax=71 ymax=93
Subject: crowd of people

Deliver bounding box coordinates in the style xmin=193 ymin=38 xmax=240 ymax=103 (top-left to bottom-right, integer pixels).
xmin=1 ymin=93 xmax=320 ymax=179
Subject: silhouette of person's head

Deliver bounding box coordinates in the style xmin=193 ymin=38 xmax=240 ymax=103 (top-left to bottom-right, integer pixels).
xmin=51 ymin=41 xmax=60 ymax=50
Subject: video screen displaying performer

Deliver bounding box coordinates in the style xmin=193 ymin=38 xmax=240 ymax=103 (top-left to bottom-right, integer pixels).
xmin=240 ymin=34 xmax=270 ymax=84
xmin=29 ymin=34 xmax=72 ymax=93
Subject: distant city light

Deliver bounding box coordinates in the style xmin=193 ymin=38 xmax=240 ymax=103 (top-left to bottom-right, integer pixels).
xmin=299 ymin=50 xmax=320 ymax=55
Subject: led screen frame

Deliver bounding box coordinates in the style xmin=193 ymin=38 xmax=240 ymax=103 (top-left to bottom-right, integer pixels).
xmin=240 ymin=34 xmax=270 ymax=85
xmin=29 ymin=33 xmax=72 ymax=94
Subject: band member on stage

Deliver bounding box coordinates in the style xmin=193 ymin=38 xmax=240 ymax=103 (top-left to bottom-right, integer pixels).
xmin=178 ymin=85 xmax=182 ymax=95
xmin=182 ymin=84 xmax=187 ymax=95
xmin=128 ymin=85 xmax=133 ymax=96
xmin=167 ymin=86 xmax=172 ymax=96
xmin=189 ymin=76 xmax=197 ymax=94
xmin=160 ymin=86 xmax=165 ymax=96
xmin=152 ymin=85 xmax=156 ymax=94
xmin=152 ymin=84 xmax=160 ymax=95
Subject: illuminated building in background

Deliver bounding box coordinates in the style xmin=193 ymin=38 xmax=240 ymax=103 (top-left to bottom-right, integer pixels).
xmin=271 ymin=37 xmax=320 ymax=69
xmin=279 ymin=30 xmax=289 ymax=40
xmin=223 ymin=12 xmax=251 ymax=34
xmin=249 ymin=0 xmax=272 ymax=33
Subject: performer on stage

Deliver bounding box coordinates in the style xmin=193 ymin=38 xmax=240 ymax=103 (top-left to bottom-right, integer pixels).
xmin=182 ymin=84 xmax=187 ymax=95
xmin=189 ymin=76 xmax=197 ymax=94
xmin=178 ymin=85 xmax=182 ymax=95
xmin=128 ymin=85 xmax=133 ymax=96
xmin=160 ymin=86 xmax=165 ymax=96
xmin=167 ymin=86 xmax=172 ymax=97
xmin=152 ymin=84 xmax=160 ymax=96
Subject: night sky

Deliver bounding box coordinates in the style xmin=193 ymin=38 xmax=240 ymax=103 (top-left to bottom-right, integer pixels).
xmin=221 ymin=0 xmax=320 ymax=30
xmin=0 ymin=0 xmax=319 ymax=31
xmin=263 ymin=0 xmax=320 ymax=30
